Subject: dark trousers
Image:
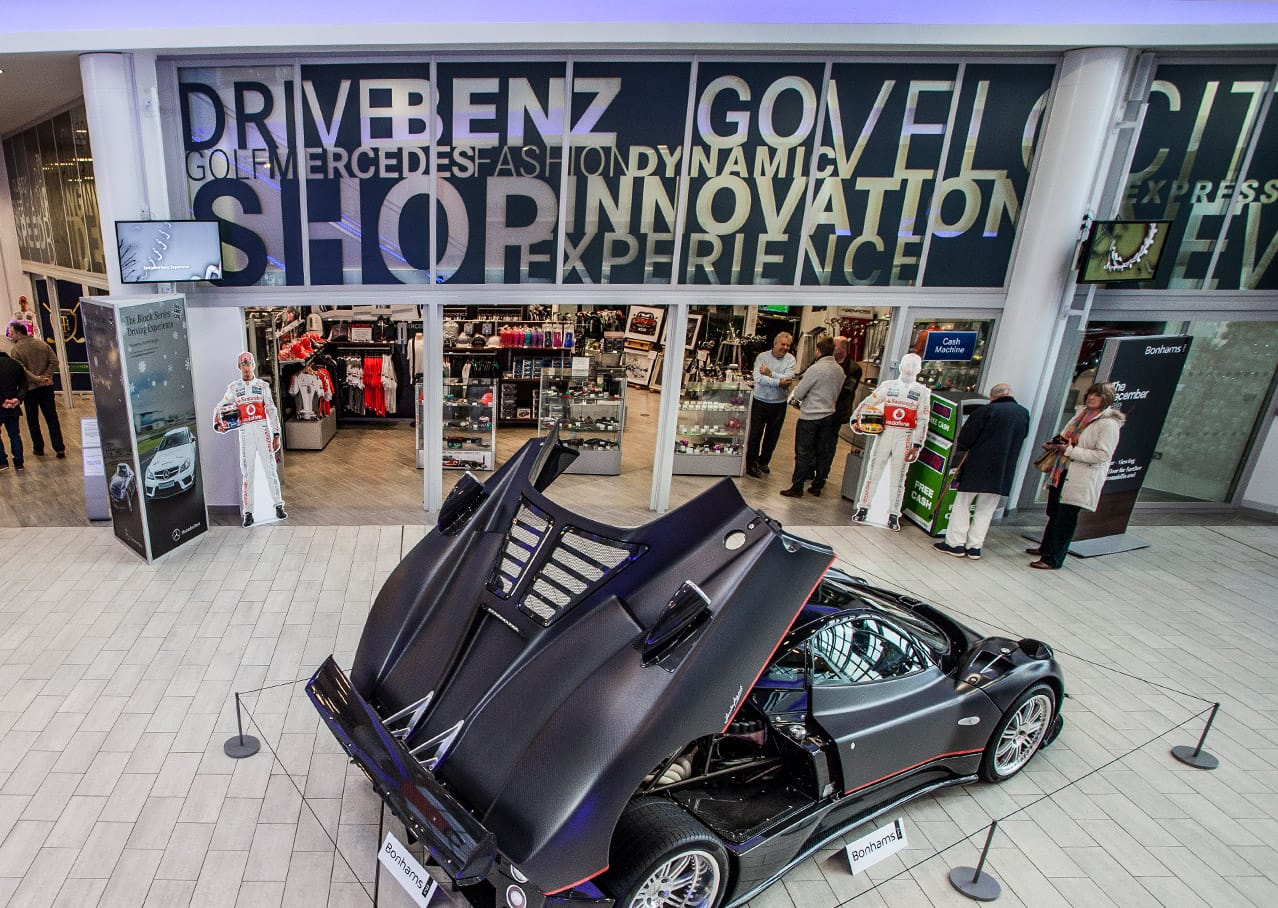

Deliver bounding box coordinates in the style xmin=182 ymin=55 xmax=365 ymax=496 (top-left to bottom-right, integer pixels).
xmin=24 ymin=385 xmax=64 ymax=454
xmin=790 ymin=414 xmax=840 ymax=489
xmin=1040 ymin=479 xmax=1081 ymax=569
xmin=746 ymin=399 xmax=787 ymax=469
xmin=0 ymin=410 xmax=22 ymax=467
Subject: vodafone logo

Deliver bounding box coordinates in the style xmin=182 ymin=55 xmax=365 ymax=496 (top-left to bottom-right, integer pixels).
xmin=884 ymin=405 xmax=917 ymax=429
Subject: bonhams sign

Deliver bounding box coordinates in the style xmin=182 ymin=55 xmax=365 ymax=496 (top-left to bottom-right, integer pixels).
xmin=174 ymin=59 xmax=1053 ymax=287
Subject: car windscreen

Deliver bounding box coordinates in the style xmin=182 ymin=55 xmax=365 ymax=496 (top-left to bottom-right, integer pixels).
xmin=812 ymin=576 xmax=951 ymax=656
xmin=159 ymin=433 xmax=189 ymax=451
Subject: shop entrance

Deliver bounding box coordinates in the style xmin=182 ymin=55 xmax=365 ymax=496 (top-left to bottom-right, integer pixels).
xmin=231 ymin=304 xmax=425 ymax=524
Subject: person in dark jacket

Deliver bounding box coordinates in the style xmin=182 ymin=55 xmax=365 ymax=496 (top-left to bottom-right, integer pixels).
xmin=933 ymin=383 xmax=1029 ymax=560
xmin=0 ymin=348 xmax=28 ymax=472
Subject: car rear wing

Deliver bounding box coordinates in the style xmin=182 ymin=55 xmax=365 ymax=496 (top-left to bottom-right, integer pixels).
xmin=306 ymin=655 xmax=497 ymax=884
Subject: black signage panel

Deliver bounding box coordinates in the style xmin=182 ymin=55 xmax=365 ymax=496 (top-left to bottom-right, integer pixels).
xmin=1076 ymin=334 xmax=1193 ymax=542
xmin=922 ymin=63 xmax=1054 ymax=287
xmin=435 ymin=61 xmax=566 ymax=284
xmin=1218 ymin=86 xmax=1278 ymax=291
xmin=1121 ymin=64 xmax=1276 ymax=289
xmin=802 ymin=63 xmax=957 ymax=286
xmin=682 ymin=61 xmax=826 ymax=285
xmin=178 ymin=65 xmax=304 ymax=286
xmin=300 ymin=62 xmax=433 ymax=285
xmin=562 ymin=61 xmax=692 ymax=284
xmin=82 ymin=301 xmax=148 ymax=560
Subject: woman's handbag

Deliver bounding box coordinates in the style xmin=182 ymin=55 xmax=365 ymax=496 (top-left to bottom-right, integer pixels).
xmin=1032 ymin=449 xmax=1056 ymax=474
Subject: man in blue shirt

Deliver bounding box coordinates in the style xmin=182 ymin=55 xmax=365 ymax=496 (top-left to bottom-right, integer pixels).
xmin=746 ymin=332 xmax=796 ymax=478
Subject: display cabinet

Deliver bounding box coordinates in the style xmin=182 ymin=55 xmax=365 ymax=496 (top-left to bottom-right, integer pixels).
xmin=674 ymin=380 xmax=750 ymax=476
xmin=539 ymin=365 xmax=626 ymax=475
xmin=442 ymin=377 xmax=496 ymax=471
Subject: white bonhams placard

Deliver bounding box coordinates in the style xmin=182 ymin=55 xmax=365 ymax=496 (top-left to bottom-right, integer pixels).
xmin=845 ymin=819 xmax=908 ymax=875
xmin=378 ymin=832 xmax=439 ymax=907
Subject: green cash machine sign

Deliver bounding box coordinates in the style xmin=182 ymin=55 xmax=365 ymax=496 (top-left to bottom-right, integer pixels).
xmin=928 ymin=393 xmax=959 ymax=440
xmin=903 ymin=436 xmax=955 ymax=534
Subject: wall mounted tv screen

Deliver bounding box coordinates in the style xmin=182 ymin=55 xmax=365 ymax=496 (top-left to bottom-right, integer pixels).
xmin=116 ymin=220 xmax=223 ymax=284
xmin=1077 ymin=220 xmax=1172 ymax=284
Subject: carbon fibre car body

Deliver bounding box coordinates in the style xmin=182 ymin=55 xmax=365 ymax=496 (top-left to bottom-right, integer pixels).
xmin=307 ymin=431 xmax=1064 ymax=908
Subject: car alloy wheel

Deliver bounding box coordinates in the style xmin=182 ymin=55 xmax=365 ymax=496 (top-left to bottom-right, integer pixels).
xmin=981 ymin=684 xmax=1055 ymax=782
xmin=633 ymin=850 xmax=721 ymax=908
xmin=602 ymin=798 xmax=729 ymax=908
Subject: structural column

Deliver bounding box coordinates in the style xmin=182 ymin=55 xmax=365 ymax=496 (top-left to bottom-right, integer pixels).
xmin=984 ymin=47 xmax=1132 ymax=507
xmin=986 ymin=47 xmax=1131 ymax=405
xmin=80 ymin=53 xmax=165 ymax=294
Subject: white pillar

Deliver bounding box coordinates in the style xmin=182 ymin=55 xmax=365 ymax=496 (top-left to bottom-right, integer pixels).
xmin=80 ymin=53 xmax=162 ymax=295
xmin=986 ymin=48 xmax=1131 ymax=401
xmin=188 ymin=305 xmax=248 ymax=508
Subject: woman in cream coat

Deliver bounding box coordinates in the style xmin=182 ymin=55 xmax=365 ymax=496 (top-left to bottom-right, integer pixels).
xmin=1029 ymin=383 xmax=1125 ymax=570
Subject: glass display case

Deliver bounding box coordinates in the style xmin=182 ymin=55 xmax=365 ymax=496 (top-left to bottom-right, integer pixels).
xmin=539 ymin=364 xmax=626 ymax=475
xmin=674 ymin=380 xmax=750 ymax=476
xmin=443 ymin=377 xmax=496 ymax=471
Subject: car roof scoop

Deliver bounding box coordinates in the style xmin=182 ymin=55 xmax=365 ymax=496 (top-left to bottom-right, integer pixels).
xmin=640 ymin=581 xmax=713 ymax=669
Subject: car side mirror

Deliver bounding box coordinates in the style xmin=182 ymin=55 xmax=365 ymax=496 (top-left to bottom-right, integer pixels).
xmin=438 ymin=472 xmax=485 ymax=534
xmin=640 ymin=581 xmax=712 ymax=669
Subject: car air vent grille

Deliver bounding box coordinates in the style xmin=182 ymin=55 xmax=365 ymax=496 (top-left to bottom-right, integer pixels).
xmin=488 ymin=501 xmax=554 ymax=598
xmin=519 ymin=528 xmax=643 ymax=626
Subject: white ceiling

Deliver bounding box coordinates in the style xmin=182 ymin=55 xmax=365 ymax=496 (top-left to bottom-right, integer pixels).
xmin=0 ymin=53 xmax=84 ymax=138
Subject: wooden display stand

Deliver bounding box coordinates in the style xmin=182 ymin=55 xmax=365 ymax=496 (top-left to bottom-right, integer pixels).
xmin=284 ymin=411 xmax=337 ymax=450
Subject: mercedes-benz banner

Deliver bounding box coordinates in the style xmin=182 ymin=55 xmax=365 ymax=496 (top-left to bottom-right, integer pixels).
xmin=82 ymin=295 xmax=209 ymax=562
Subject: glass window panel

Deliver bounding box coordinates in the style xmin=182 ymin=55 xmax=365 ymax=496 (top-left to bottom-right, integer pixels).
xmin=1142 ymin=320 xmax=1278 ymax=503
xmin=36 ymin=118 xmax=74 ymax=270
xmin=908 ymin=318 xmax=993 ymax=393
xmin=70 ymin=105 xmax=106 ymax=275
xmin=52 ymin=110 xmax=94 ymax=272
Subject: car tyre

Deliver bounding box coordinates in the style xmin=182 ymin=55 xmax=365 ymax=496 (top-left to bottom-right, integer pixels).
xmin=980 ymin=683 xmax=1056 ymax=783
xmin=599 ymin=798 xmax=729 ymax=908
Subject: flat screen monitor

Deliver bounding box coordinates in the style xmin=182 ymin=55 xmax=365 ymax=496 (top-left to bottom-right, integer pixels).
xmin=116 ymin=220 xmax=223 ymax=284
xmin=1077 ymin=220 xmax=1172 ymax=284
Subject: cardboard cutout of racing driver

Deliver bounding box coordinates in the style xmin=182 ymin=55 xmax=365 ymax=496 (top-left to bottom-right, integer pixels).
xmin=850 ymin=353 xmax=931 ymax=530
xmin=214 ymin=351 xmax=286 ymax=527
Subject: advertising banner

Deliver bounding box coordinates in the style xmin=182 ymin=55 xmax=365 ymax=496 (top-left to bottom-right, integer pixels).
xmin=562 ymin=61 xmax=691 ymax=284
xmin=82 ymin=300 xmax=147 ymax=559
xmin=1075 ymin=334 xmax=1193 ymax=542
xmin=1121 ymin=64 xmax=1278 ymax=290
xmin=171 ymin=58 xmax=1056 ymax=288
xmin=119 ymin=297 xmax=208 ymax=559
xmin=82 ymin=295 xmax=208 ymax=562
xmin=802 ymin=62 xmax=1053 ymax=287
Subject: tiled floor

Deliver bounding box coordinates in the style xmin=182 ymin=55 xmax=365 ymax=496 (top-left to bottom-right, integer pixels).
xmin=1 ymin=518 xmax=1277 ymax=907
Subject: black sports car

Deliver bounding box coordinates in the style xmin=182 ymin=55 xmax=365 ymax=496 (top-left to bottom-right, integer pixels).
xmin=307 ymin=431 xmax=1064 ymax=908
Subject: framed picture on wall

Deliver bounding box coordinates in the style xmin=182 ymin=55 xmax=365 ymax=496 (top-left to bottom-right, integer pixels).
xmin=684 ymin=314 xmax=703 ymax=351
xmin=624 ymin=305 xmax=665 ymax=343
xmin=650 ymin=352 xmax=666 ymax=391
xmin=622 ymin=348 xmax=659 ymax=387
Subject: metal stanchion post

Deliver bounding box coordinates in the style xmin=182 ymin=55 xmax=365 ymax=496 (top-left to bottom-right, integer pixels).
xmin=949 ymin=820 xmax=1001 ymax=901
xmin=1171 ymin=702 xmax=1221 ymax=769
xmin=223 ymin=692 xmax=261 ymax=758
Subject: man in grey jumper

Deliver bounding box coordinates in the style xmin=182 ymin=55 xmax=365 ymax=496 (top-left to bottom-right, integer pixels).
xmin=780 ymin=336 xmax=845 ymax=498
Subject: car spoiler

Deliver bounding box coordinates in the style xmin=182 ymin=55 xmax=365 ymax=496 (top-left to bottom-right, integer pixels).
xmin=306 ymin=655 xmax=497 ymax=883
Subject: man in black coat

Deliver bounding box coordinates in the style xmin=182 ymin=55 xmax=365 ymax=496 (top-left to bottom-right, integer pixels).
xmin=934 ymin=383 xmax=1029 ymax=560
xmin=0 ymin=348 xmax=28 ymax=472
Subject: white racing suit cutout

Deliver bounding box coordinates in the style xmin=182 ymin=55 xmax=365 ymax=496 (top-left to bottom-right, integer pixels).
xmin=852 ymin=360 xmax=930 ymax=518
xmin=215 ymin=378 xmax=284 ymax=514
